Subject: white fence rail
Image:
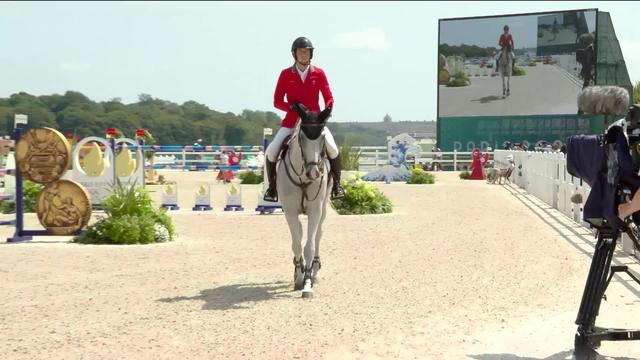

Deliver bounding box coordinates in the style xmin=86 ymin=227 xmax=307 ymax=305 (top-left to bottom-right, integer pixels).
xmin=147 ymin=146 xmax=494 ymax=172
xmin=494 ymin=149 xmax=638 ymax=259
xmin=354 ymin=148 xmax=493 ymax=172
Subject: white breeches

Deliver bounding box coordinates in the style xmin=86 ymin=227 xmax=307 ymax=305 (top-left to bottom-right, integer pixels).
xmin=266 ymin=127 xmax=339 ymax=162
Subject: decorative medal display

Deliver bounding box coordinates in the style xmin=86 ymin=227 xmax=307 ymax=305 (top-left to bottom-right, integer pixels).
xmin=15 ymin=128 xmax=71 ymax=183
xmin=16 ymin=127 xmax=92 ymax=236
xmin=35 ymin=180 xmax=92 ymax=235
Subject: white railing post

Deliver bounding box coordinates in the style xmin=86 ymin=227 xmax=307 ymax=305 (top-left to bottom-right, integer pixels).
xmin=453 ymin=150 xmax=457 ymax=170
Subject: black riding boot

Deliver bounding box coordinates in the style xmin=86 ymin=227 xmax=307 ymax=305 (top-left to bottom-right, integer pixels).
xmin=263 ymin=159 xmax=278 ymax=202
xmin=328 ymin=155 xmax=346 ymax=199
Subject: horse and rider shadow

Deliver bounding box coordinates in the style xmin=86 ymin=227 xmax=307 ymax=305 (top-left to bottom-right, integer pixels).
xmin=156 ymin=281 xmax=293 ymax=311
xmin=471 ymin=95 xmax=503 ymax=104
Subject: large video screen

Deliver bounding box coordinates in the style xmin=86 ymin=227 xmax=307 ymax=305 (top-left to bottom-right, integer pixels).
xmin=438 ymin=9 xmax=597 ymax=117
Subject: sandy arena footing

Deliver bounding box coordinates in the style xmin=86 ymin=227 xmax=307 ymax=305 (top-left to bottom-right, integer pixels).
xmin=1 ymin=171 xmax=638 ymax=359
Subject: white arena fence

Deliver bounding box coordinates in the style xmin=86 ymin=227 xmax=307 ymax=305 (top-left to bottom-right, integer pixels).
xmin=148 ymin=146 xmax=493 ymax=173
xmin=494 ymin=149 xmax=639 ymax=259
xmin=349 ymin=147 xmax=491 ymax=173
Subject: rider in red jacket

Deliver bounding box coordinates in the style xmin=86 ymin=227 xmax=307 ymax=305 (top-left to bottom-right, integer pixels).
xmin=497 ymin=25 xmax=516 ymax=73
xmin=263 ymin=37 xmax=345 ymax=202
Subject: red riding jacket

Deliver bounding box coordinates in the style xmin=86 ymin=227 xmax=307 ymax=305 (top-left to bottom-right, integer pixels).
xmin=499 ymin=33 xmax=514 ymax=49
xmin=273 ymin=64 xmax=334 ymax=128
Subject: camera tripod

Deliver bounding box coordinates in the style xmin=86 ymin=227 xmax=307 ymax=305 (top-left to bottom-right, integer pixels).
xmin=574 ymin=218 xmax=640 ymax=358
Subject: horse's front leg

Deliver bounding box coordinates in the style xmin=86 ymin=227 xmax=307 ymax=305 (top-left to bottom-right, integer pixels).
xmin=312 ymin=180 xmax=331 ymax=282
xmin=300 ymin=201 xmax=323 ymax=298
xmin=304 ymin=205 xmax=322 ymax=272
xmin=284 ymin=210 xmax=303 ymax=262
xmin=283 ymin=208 xmax=305 ymax=290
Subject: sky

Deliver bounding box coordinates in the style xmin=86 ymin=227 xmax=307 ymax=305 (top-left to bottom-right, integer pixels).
xmin=1 ymin=1 xmax=639 ymax=123
xmin=440 ymin=10 xmax=596 ymax=49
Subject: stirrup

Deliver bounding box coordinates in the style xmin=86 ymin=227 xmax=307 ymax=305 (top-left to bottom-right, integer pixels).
xmin=331 ymin=186 xmax=346 ymax=200
xmin=263 ymin=187 xmax=278 ymax=202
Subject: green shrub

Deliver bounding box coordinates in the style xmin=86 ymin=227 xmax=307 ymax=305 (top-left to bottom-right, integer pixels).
xmin=459 ymin=170 xmax=471 ymax=180
xmin=0 ymin=180 xmax=44 ymax=214
xmin=513 ymin=66 xmax=526 ymax=76
xmin=339 ymin=143 xmax=363 ymax=171
xmin=447 ymin=71 xmax=470 ymax=87
xmin=239 ymin=170 xmax=263 ymax=184
xmin=528 ymin=61 xmax=537 ymax=67
xmin=407 ymin=168 xmax=436 ymax=184
xmin=73 ymin=179 xmax=175 ymax=245
xmin=331 ymin=176 xmax=393 ymax=215
xmin=0 ymin=200 xmax=12 ymax=214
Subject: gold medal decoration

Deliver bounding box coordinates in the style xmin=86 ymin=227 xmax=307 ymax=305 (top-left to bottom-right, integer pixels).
xmin=36 ymin=180 xmax=92 ymax=235
xmin=15 ymin=128 xmax=71 ymax=183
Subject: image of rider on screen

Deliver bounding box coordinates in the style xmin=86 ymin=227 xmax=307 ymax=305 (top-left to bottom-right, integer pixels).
xmin=497 ymin=25 xmax=516 ymax=73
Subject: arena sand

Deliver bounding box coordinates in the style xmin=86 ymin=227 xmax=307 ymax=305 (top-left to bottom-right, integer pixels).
xmin=1 ymin=171 xmax=638 ymax=359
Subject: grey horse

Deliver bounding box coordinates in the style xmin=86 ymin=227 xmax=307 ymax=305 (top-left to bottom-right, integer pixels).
xmin=499 ymin=44 xmax=514 ymax=97
xmin=278 ymin=103 xmax=333 ymax=299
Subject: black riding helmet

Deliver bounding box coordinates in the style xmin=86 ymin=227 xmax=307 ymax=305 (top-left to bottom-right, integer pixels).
xmin=291 ymin=37 xmax=314 ymax=61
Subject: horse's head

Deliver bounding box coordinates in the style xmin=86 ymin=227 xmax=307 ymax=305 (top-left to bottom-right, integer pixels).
xmin=291 ymin=103 xmax=332 ymax=180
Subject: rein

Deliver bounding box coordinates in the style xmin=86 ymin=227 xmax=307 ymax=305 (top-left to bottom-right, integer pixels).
xmin=283 ymin=124 xmax=328 ymax=213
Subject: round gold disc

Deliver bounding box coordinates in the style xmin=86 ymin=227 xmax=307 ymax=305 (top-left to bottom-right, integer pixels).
xmin=15 ymin=128 xmax=72 ymax=184
xmin=36 ymin=180 xmax=92 ymax=236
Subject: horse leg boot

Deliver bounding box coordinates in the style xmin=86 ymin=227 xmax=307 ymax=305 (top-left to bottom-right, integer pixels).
xmin=263 ymin=159 xmax=278 ymax=202
xmin=293 ymin=256 xmax=305 ymax=291
xmin=328 ymin=155 xmax=346 ymax=199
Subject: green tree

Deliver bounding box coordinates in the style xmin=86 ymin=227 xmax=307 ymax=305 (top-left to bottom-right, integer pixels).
xmin=223 ymin=123 xmax=247 ymax=145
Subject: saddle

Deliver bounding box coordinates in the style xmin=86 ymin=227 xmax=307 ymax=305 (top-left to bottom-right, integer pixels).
xmin=279 ymin=135 xmax=292 ymax=161
xmin=277 ymin=134 xmax=328 ymax=161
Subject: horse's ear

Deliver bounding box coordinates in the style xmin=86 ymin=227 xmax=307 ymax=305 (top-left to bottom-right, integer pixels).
xmin=320 ymin=103 xmax=333 ymax=123
xmin=292 ymin=103 xmax=308 ymax=118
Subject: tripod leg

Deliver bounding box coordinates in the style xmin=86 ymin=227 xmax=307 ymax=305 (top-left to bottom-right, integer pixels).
xmin=576 ymin=232 xmax=616 ymax=332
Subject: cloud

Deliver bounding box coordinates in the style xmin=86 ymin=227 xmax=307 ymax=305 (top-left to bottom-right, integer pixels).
xmin=60 ymin=62 xmax=93 ymax=71
xmin=333 ymin=28 xmax=391 ymax=51
xmin=620 ymin=40 xmax=640 ymax=61
xmin=619 ymin=40 xmax=640 ymax=84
